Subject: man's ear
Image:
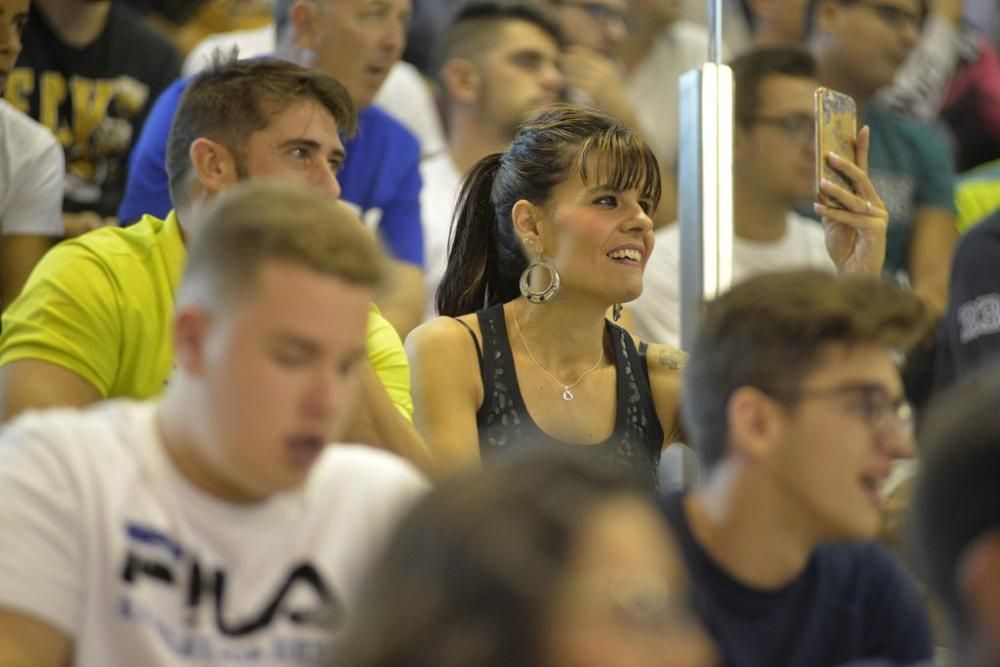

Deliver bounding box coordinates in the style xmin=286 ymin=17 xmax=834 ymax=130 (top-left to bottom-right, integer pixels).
xmin=958 ymin=531 xmax=1000 ymax=652
xmin=512 ymin=199 xmax=544 ymax=252
xmin=173 ymin=304 xmax=212 ymax=377
xmin=442 ymin=58 xmax=481 ymax=105
xmin=189 ymin=138 xmax=239 ymax=196
xmin=726 ymin=386 xmax=786 ymax=463
xmin=289 ymin=0 xmax=320 ymax=50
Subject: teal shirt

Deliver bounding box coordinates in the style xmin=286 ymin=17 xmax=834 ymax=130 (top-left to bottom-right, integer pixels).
xmin=864 ymin=104 xmax=956 ymax=280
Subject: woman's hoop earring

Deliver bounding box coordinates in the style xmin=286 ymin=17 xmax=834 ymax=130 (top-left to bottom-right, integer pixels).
xmin=519 ymin=255 xmax=561 ymax=304
xmin=612 ymin=303 xmax=623 ymax=322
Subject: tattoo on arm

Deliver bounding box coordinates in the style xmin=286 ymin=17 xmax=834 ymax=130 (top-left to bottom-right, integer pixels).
xmin=657 ymin=348 xmax=687 ymax=370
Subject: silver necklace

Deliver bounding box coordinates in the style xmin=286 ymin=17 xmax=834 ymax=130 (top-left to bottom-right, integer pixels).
xmin=512 ymin=308 xmax=604 ymax=401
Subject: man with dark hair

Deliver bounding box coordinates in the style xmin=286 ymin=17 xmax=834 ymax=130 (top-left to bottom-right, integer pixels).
xmin=0 ymin=58 xmax=433 ymax=473
xmin=912 ymin=367 xmax=1000 ymax=666
xmin=808 ymin=0 xmax=957 ymax=316
xmin=120 ymin=0 xmax=428 ymax=338
xmin=420 ymin=0 xmax=564 ymax=320
xmin=664 ymin=268 xmax=935 ymax=667
xmin=630 ymin=46 xmax=889 ymax=347
xmin=0 ymin=181 xmax=429 ymax=666
xmin=3 ymin=0 xmax=181 ymax=236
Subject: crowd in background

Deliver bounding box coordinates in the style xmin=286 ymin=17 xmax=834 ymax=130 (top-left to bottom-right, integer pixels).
xmin=0 ymin=0 xmax=999 ymax=664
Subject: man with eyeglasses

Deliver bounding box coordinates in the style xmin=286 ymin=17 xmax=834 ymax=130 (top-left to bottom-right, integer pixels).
xmin=664 ymin=268 xmax=934 ymax=667
xmin=630 ymin=46 xmax=889 ymax=348
xmin=808 ymin=0 xmax=958 ymax=318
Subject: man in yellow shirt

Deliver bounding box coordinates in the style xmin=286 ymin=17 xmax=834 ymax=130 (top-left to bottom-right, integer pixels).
xmin=0 ymin=58 xmax=431 ymax=472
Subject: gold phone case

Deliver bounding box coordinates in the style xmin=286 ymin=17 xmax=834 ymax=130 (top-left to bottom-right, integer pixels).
xmin=815 ymin=87 xmax=857 ymax=208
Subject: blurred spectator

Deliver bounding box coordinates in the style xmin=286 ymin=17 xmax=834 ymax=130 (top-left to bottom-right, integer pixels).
xmin=0 ymin=58 xmax=433 ymax=474
xmin=401 ymin=0 xmax=463 ymax=74
xmin=809 ymin=0 xmax=958 ymax=316
xmin=181 ymin=0 xmax=446 ymax=158
xmin=629 ymin=47 xmax=889 ymax=347
xmin=3 ymin=0 xmax=181 ymax=236
xmin=120 ymin=0 xmax=428 ymax=337
xmin=420 ymin=1 xmax=564 ymax=320
xmin=0 ymin=181 xmax=429 ymax=666
xmin=676 ymin=269 xmax=934 ymax=666
xmin=912 ymin=367 xmax=1000 ymax=666
xmin=954 ymin=158 xmax=1000 ymax=232
xmin=0 ymin=0 xmax=62 ymax=313
xmin=875 ymin=0 xmax=1000 ymax=173
xmin=548 ymin=0 xmax=679 ymax=225
xmin=338 ymin=451 xmax=718 ymax=667
xmin=620 ymin=0 xmax=720 ymax=175
xmin=733 ymin=0 xmax=810 ymax=46
xmin=933 ymin=208 xmax=1000 ymax=391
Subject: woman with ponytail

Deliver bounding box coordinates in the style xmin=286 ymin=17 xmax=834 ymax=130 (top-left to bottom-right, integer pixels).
xmin=407 ymin=104 xmax=687 ymax=486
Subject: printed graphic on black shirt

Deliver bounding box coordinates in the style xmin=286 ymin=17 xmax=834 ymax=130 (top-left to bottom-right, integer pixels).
xmin=5 ymin=2 xmax=181 ymax=217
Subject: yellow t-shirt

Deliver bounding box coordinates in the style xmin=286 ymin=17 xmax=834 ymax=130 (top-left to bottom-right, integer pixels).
xmin=0 ymin=212 xmax=414 ymax=419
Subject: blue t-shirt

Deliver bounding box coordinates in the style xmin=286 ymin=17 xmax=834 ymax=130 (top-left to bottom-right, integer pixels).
xmin=117 ymin=76 xmax=424 ymax=266
xmin=864 ymin=104 xmax=956 ymax=280
xmin=661 ymin=493 xmax=934 ymax=667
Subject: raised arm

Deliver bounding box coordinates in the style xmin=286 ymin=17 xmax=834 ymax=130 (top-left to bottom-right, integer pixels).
xmin=405 ymin=318 xmax=484 ymax=475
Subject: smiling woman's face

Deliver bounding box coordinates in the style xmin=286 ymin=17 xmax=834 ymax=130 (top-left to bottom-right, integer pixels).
xmin=540 ymin=496 xmax=718 ymax=667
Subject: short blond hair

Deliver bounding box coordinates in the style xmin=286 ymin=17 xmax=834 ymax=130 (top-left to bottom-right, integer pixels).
xmin=180 ymin=180 xmax=386 ymax=307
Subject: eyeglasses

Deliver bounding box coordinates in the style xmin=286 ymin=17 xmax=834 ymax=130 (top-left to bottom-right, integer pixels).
xmin=854 ymin=1 xmax=924 ymax=30
xmin=748 ymin=113 xmax=815 ymax=144
xmin=769 ymin=382 xmax=913 ymax=437
xmin=552 ymin=0 xmax=630 ymax=27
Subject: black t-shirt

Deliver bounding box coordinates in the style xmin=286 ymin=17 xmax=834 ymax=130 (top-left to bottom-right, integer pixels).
xmin=661 ymin=492 xmax=934 ymax=667
xmin=935 ymin=209 xmax=1000 ymax=391
xmin=5 ymin=3 xmax=181 ymax=217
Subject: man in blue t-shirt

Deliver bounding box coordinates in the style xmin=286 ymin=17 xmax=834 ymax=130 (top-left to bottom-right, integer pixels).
xmin=672 ymin=269 xmax=935 ymax=667
xmin=119 ymin=0 xmax=425 ymax=338
xmin=807 ymin=0 xmax=957 ymax=316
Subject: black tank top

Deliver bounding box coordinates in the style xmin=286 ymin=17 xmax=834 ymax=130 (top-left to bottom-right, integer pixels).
xmin=458 ymin=304 xmax=664 ymax=489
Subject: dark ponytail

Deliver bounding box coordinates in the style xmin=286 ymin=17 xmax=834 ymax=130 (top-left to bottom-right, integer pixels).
xmin=437 ymin=153 xmax=517 ymax=317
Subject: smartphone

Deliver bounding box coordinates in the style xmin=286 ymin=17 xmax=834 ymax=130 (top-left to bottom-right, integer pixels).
xmin=815 ymin=87 xmax=857 ymax=208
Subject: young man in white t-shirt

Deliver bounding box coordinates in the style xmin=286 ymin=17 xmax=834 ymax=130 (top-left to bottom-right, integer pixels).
xmin=0 ymin=0 xmax=63 ymax=312
xmin=0 ymin=182 xmax=429 ymax=666
xmin=629 ymin=46 xmax=889 ymax=347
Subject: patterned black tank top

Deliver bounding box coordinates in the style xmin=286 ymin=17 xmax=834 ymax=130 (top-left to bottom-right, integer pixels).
xmin=458 ymin=303 xmax=664 ymax=489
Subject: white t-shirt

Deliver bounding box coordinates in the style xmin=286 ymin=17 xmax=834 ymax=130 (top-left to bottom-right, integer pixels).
xmin=624 ymin=20 xmax=720 ymax=168
xmin=182 ymin=26 xmax=446 ymax=158
xmin=630 ymin=212 xmax=836 ymax=347
xmin=419 ymin=151 xmax=463 ymax=321
xmin=0 ymin=400 xmax=428 ymax=667
xmin=0 ymin=99 xmax=64 ymax=237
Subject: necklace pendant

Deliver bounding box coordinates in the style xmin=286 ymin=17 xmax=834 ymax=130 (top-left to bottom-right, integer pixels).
xmin=562 ymin=387 xmax=574 ymax=401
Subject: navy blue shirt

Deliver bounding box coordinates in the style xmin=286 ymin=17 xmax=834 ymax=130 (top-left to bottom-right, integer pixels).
xmin=117 ymin=75 xmax=424 ymax=266
xmin=935 ymin=209 xmax=1000 ymax=391
xmin=662 ymin=493 xmax=934 ymax=667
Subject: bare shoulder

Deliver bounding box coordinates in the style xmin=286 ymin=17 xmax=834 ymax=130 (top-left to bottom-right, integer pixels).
xmin=642 ymin=343 xmax=686 ymax=444
xmin=406 ymin=314 xmax=480 ymax=355
xmin=644 ymin=343 xmax=688 ymax=375
xmin=405 ymin=315 xmax=484 ymax=377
